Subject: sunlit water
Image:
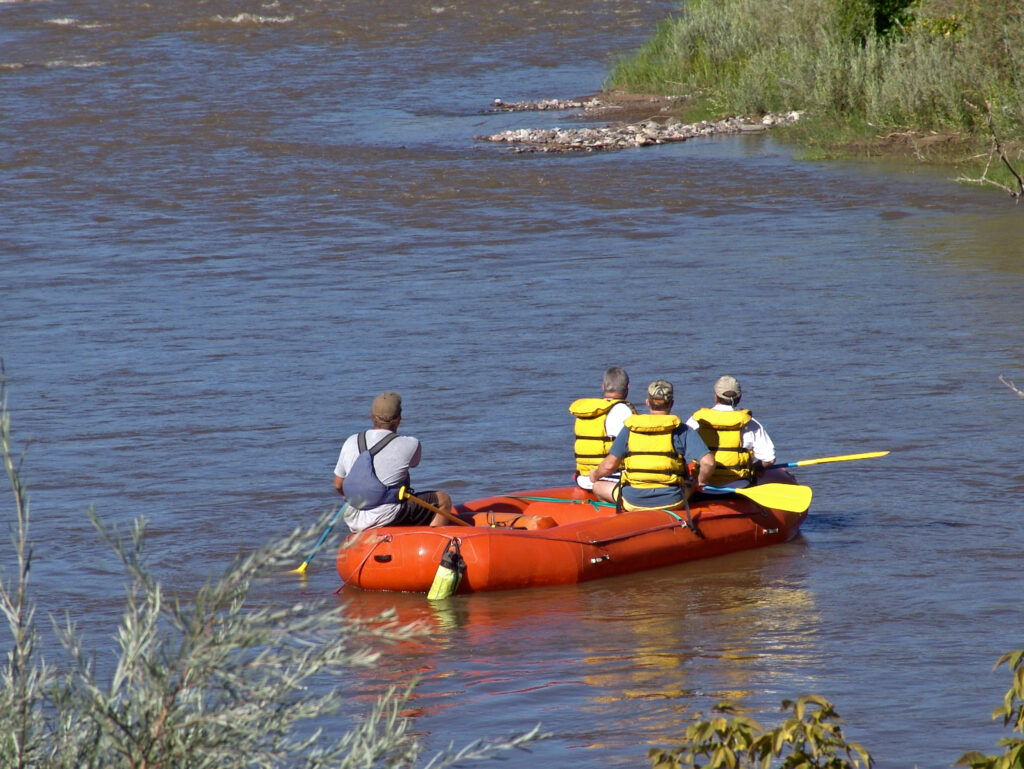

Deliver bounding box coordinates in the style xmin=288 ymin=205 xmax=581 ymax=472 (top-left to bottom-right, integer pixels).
xmin=2 ymin=1 xmax=1023 ymax=766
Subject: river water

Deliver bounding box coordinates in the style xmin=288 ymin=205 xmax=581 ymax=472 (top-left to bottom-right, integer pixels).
xmin=2 ymin=0 xmax=1023 ymax=767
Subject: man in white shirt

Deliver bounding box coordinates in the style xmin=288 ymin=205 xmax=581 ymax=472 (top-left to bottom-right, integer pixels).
xmin=333 ymin=391 xmax=453 ymax=531
xmin=685 ymin=375 xmax=776 ymax=488
xmin=570 ymin=367 xmax=636 ymax=502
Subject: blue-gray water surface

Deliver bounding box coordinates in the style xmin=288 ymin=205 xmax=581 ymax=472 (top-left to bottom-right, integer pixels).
xmin=2 ymin=1 xmax=1023 ymax=767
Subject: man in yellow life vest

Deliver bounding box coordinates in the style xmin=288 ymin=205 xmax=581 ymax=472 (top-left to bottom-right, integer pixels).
xmin=588 ymin=379 xmax=715 ymax=511
xmin=684 ymin=375 xmax=779 ymax=489
xmin=569 ymin=366 xmax=636 ymax=502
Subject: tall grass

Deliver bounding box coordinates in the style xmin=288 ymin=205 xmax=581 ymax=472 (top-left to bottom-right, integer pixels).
xmin=609 ymin=0 xmax=1024 ymax=151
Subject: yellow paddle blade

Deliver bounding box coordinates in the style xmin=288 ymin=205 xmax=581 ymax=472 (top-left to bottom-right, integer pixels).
xmin=790 ymin=451 xmax=889 ymax=467
xmin=731 ymin=483 xmax=813 ymax=513
xmin=290 ymin=562 xmax=309 ymax=575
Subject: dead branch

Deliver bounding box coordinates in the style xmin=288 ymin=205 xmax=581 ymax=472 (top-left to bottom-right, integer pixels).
xmin=959 ymin=100 xmax=1024 ymax=202
xmin=999 ymin=375 xmax=1024 ymax=398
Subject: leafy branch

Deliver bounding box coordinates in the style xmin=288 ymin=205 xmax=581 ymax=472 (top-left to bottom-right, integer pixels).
xmin=1 ymin=363 xmax=50 ymax=769
xmin=957 ymin=651 xmax=1024 ymax=769
xmin=649 ymin=696 xmax=872 ymax=769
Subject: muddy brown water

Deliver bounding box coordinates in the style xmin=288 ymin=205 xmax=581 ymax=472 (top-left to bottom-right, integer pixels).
xmin=2 ymin=1 xmax=1023 ymax=766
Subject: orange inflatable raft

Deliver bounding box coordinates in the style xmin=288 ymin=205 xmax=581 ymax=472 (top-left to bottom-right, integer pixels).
xmin=336 ymin=485 xmax=809 ymax=594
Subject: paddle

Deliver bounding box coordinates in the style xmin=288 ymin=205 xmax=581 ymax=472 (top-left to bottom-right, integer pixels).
xmin=768 ymin=450 xmax=889 ymax=469
xmin=292 ymin=503 xmax=348 ymax=575
xmin=398 ymin=487 xmax=471 ymax=526
xmin=703 ymin=483 xmax=813 ymax=513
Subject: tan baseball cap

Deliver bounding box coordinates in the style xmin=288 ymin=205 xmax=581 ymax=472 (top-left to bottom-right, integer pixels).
xmin=647 ymin=379 xmax=674 ymax=402
xmin=714 ymin=375 xmax=742 ymax=399
xmin=371 ymin=391 xmax=402 ymax=421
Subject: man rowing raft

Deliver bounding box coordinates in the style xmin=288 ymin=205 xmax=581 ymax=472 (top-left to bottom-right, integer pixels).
xmin=332 ymin=391 xmax=453 ymax=531
xmin=685 ymin=375 xmax=777 ymax=489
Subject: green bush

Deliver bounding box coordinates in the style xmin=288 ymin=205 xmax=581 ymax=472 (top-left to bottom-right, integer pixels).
xmin=607 ymin=0 xmax=1024 ymax=152
xmin=649 ymin=651 xmax=1024 ymax=769
xmin=870 ymin=0 xmax=917 ymax=36
xmin=957 ymin=651 xmax=1024 ymax=769
xmin=648 ymin=696 xmax=871 ymax=769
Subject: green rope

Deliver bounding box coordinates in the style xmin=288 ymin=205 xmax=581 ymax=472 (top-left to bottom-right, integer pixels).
xmin=506 ymin=495 xmax=612 ymax=512
xmin=507 ymin=495 xmax=689 ymax=522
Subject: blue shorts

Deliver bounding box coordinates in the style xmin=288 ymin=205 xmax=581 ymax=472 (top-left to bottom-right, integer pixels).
xmin=619 ymin=485 xmax=683 ymax=510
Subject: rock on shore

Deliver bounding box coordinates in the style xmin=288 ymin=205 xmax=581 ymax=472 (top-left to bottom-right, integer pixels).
xmin=477 ymin=96 xmax=802 ymax=153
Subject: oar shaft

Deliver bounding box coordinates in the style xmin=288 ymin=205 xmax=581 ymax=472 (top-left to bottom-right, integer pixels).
xmin=401 ymin=488 xmax=471 ymax=526
xmin=293 ymin=503 xmax=347 ymax=574
xmin=769 ymin=450 xmax=889 ymax=469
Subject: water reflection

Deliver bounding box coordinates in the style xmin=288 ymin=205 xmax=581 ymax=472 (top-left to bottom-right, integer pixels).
xmin=332 ymin=540 xmax=818 ymax=756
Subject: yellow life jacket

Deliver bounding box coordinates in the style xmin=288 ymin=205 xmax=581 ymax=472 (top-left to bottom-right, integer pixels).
xmin=691 ymin=407 xmax=754 ymax=484
xmin=621 ymin=414 xmax=686 ymax=488
xmin=569 ymin=397 xmax=636 ymax=475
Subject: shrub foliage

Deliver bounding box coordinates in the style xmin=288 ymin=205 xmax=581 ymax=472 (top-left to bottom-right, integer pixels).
xmin=957 ymin=651 xmax=1024 ymax=769
xmin=650 ymin=655 xmax=1024 ymax=769
xmin=608 ymin=0 xmax=1024 ymax=151
xmin=648 ymin=696 xmax=872 ymax=769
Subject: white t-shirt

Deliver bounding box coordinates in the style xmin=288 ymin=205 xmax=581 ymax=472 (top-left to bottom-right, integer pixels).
xmin=334 ymin=429 xmax=422 ymax=531
xmin=576 ymin=400 xmax=634 ymax=490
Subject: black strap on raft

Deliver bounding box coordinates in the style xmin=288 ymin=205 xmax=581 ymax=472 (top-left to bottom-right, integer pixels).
xmin=440 ymin=538 xmax=465 ymax=576
xmin=679 ymin=463 xmax=704 ymax=539
xmin=680 ymin=485 xmax=704 ymax=539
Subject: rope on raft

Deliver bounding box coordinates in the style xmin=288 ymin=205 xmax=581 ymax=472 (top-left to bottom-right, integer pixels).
xmin=335 ymin=533 xmax=393 ymax=593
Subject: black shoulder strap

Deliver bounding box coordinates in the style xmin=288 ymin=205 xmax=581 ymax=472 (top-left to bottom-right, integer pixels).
xmin=365 ymin=431 xmax=399 ymax=457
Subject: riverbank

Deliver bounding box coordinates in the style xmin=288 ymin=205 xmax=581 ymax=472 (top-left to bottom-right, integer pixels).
xmin=477 ymin=89 xmax=1023 ymax=201
xmin=597 ymin=0 xmax=1024 ymax=200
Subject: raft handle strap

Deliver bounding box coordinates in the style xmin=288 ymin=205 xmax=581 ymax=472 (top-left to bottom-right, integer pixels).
xmin=335 ymin=534 xmax=392 ymax=594
xmin=681 ymin=484 xmax=704 ymax=539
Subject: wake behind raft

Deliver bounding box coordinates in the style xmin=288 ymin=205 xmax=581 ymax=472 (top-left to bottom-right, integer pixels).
xmin=335 ymin=483 xmax=810 ymax=597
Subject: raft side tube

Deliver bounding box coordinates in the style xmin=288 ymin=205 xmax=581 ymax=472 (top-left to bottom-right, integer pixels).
xmin=337 ymin=529 xmax=455 ymax=592
xmin=337 ymin=486 xmax=808 ymax=594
